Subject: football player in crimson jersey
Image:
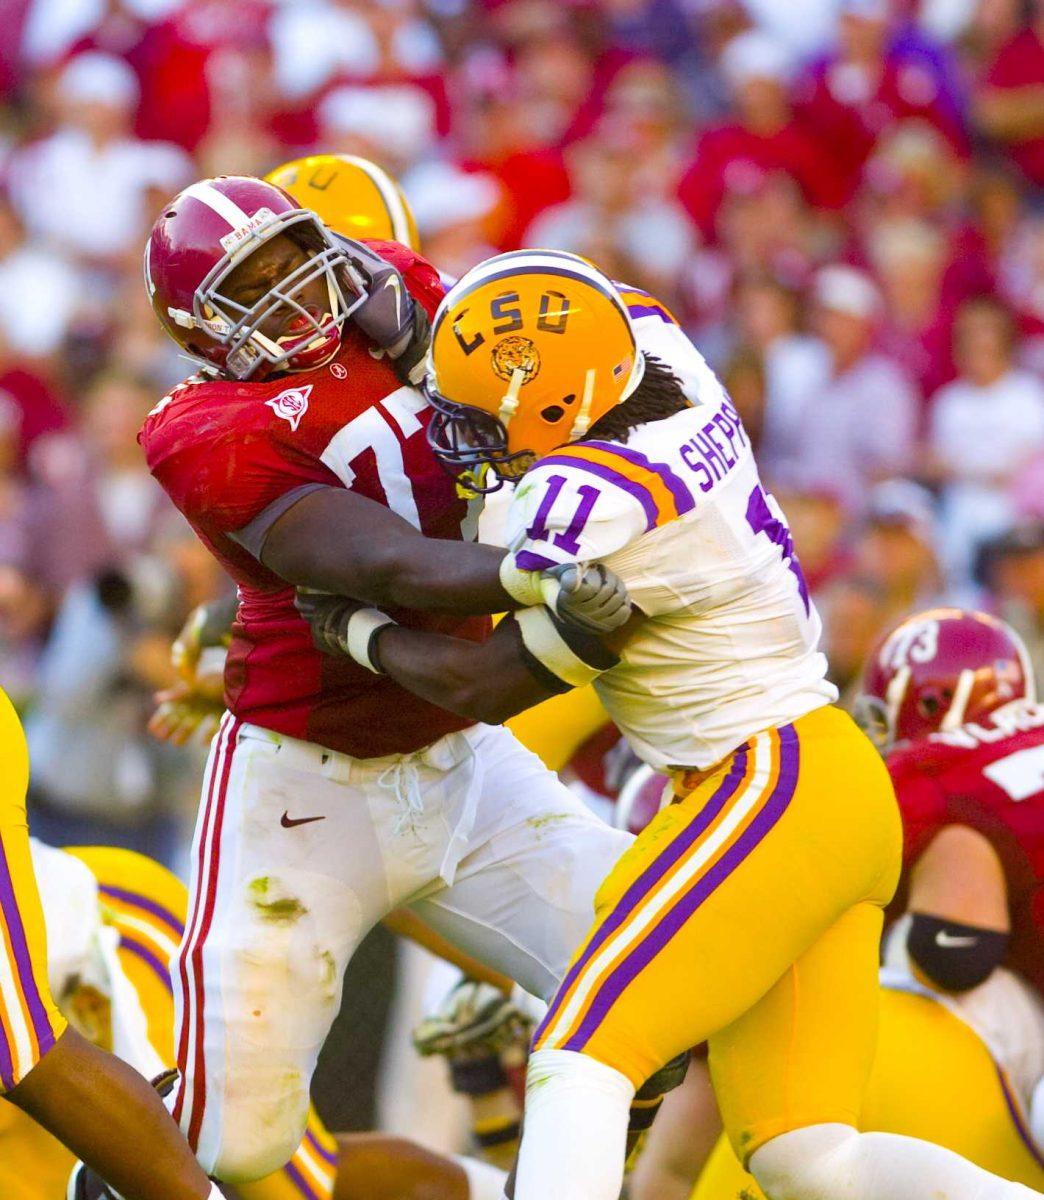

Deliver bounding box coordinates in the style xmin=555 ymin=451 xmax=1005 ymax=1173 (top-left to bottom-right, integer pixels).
xmin=133 ymin=174 xmax=635 ymax=1186
xmin=859 ymin=608 xmax=1044 ymax=1015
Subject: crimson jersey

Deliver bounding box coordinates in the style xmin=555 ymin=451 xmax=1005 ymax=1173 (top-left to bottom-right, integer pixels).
xmin=887 ymin=701 xmax=1044 ymax=997
xmin=140 ymin=241 xmax=489 ymax=759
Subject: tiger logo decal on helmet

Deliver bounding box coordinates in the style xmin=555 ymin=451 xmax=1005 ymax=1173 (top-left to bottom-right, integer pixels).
xmin=490 ymin=335 xmax=541 ymax=384
xmin=425 ymin=250 xmax=644 ymax=491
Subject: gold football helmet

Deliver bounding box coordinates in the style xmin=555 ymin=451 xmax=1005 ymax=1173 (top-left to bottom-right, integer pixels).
xmin=425 ymin=250 xmax=644 ymax=489
xmin=266 ymin=153 xmax=420 ymax=249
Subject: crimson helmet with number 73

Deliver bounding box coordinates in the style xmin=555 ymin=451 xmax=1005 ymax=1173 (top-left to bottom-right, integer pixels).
xmin=856 ymin=608 xmax=1036 ymax=752
xmin=144 ymin=175 xmax=368 ymax=380
xmin=424 ymin=250 xmax=645 ymax=490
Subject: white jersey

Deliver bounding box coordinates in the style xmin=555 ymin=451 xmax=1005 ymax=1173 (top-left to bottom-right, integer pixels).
xmin=504 ymin=304 xmax=837 ymax=770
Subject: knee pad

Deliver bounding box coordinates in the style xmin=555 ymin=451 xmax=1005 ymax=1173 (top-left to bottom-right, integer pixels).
xmin=209 ymin=1095 xmax=311 ymax=1184
xmin=907 ymin=912 xmax=1009 ymax=993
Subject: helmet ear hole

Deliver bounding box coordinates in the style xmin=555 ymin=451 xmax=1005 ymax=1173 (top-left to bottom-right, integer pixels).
xmin=918 ymin=690 xmax=949 ymax=718
xmin=540 ymin=404 xmax=566 ymax=423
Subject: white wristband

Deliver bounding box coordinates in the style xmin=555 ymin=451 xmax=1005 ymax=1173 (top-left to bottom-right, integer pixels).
xmin=515 ymin=606 xmax=606 ymax=688
xmin=344 ymin=607 xmax=396 ymax=674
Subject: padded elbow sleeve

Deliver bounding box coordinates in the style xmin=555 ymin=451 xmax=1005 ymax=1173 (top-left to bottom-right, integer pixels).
xmin=907 ymin=912 xmax=1009 ymax=993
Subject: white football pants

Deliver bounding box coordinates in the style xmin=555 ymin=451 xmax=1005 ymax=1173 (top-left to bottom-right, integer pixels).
xmin=170 ymin=713 xmax=631 ymax=1182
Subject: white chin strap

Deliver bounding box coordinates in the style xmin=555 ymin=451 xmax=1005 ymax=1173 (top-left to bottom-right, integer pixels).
xmin=568 ymin=369 xmax=597 ymax=441
xmin=497 ymin=368 xmax=527 ymax=428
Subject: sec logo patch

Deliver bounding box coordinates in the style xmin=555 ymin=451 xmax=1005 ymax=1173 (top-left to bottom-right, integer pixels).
xmin=266 ymin=384 xmax=312 ymax=431
xmin=329 ymin=362 xmax=348 ymax=380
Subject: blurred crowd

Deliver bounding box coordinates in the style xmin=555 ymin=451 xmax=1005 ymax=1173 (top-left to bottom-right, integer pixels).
xmin=0 ymin=0 xmax=1043 ymax=863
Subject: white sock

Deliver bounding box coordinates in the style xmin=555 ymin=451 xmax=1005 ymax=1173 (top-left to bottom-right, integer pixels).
xmin=514 ymin=1048 xmax=635 ymax=1200
xmin=751 ymin=1123 xmax=1043 ymax=1200
xmin=453 ymin=1154 xmax=508 ymax=1200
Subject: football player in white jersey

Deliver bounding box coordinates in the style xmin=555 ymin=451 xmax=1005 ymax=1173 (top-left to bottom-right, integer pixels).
xmin=300 ymin=250 xmax=1042 ymax=1200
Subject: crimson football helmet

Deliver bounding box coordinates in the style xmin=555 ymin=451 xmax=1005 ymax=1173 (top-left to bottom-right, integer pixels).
xmin=857 ymin=607 xmax=1036 ymax=751
xmin=144 ymin=175 xmax=368 ymax=380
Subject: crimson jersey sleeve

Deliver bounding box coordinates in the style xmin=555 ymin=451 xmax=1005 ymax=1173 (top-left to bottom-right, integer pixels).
xmin=150 ymin=402 xmax=339 ymax=538
xmin=889 ymin=757 xmax=950 ymax=867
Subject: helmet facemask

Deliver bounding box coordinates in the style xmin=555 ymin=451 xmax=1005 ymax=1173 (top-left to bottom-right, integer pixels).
xmin=192 ymin=209 xmax=365 ymax=380
xmin=425 ymin=363 xmax=609 ymax=492
xmin=424 ymin=380 xmax=537 ymax=493
xmin=852 ymin=692 xmax=894 ymax=754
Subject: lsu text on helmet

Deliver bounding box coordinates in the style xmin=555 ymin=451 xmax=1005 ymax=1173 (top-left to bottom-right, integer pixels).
xmin=857 ymin=607 xmax=1036 ymax=752
xmin=265 ymin=154 xmax=419 ymax=250
xmin=144 ymin=174 xmax=369 ymax=380
xmin=424 ymin=250 xmax=645 ymax=491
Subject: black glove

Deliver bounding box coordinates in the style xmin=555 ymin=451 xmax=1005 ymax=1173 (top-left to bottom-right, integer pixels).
xmin=294 ymin=590 xmax=363 ymax=657
xmin=336 ymin=237 xmax=431 ymax=384
xmin=294 ymin=590 xmax=394 ymax=673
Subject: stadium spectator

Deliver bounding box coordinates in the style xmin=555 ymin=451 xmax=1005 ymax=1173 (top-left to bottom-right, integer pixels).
xmin=0 ymin=349 xmax=67 ymax=471
xmin=734 ymin=273 xmax=829 ymax=472
xmin=319 ymin=84 xmax=438 ymax=178
xmin=820 ymin=572 xmax=892 ymax=704
xmin=760 ymin=264 xmax=917 ymax=510
xmin=524 ymin=125 xmax=695 ymax=303
xmin=795 ymin=0 xmax=967 ymax=203
xmin=995 ymin=208 xmax=1044 ymax=375
xmin=851 ymin=479 xmax=945 ymax=617
xmin=678 ymin=29 xmax=848 ymax=240
xmin=868 ymin=214 xmax=956 ymax=401
xmin=406 ymin=161 xmax=501 ymax=278
xmin=0 ymin=192 xmax=82 ymax=360
xmin=8 ymin=51 xmax=191 ymax=269
xmin=974 ymin=0 xmax=1044 ymax=187
xmin=927 ymin=295 xmax=1044 ymax=584
xmin=986 ymin=520 xmax=1044 ymax=682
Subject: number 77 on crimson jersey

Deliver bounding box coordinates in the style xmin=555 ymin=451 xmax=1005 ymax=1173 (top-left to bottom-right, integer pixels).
xmin=140 ymin=239 xmax=490 ymax=762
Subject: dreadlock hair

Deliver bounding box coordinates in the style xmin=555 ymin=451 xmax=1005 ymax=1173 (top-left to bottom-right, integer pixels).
xmin=580 ymin=355 xmax=690 ymax=446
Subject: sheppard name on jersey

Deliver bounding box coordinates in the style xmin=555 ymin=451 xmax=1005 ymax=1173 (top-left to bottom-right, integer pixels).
xmin=934 ymin=701 xmax=1044 ymax=748
xmin=678 ymin=397 xmax=748 ymax=493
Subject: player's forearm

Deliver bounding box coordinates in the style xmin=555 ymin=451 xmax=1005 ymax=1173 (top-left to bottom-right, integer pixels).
xmin=382 ymin=539 xmax=514 ymax=614
xmin=262 ymin=486 xmax=514 ymax=614
xmin=376 ymin=623 xmax=552 ymax=725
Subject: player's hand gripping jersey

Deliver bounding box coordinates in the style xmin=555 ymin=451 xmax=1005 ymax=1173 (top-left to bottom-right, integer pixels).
xmin=140 ymin=240 xmax=488 ymax=759
xmin=503 ymin=288 xmax=837 ymax=769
